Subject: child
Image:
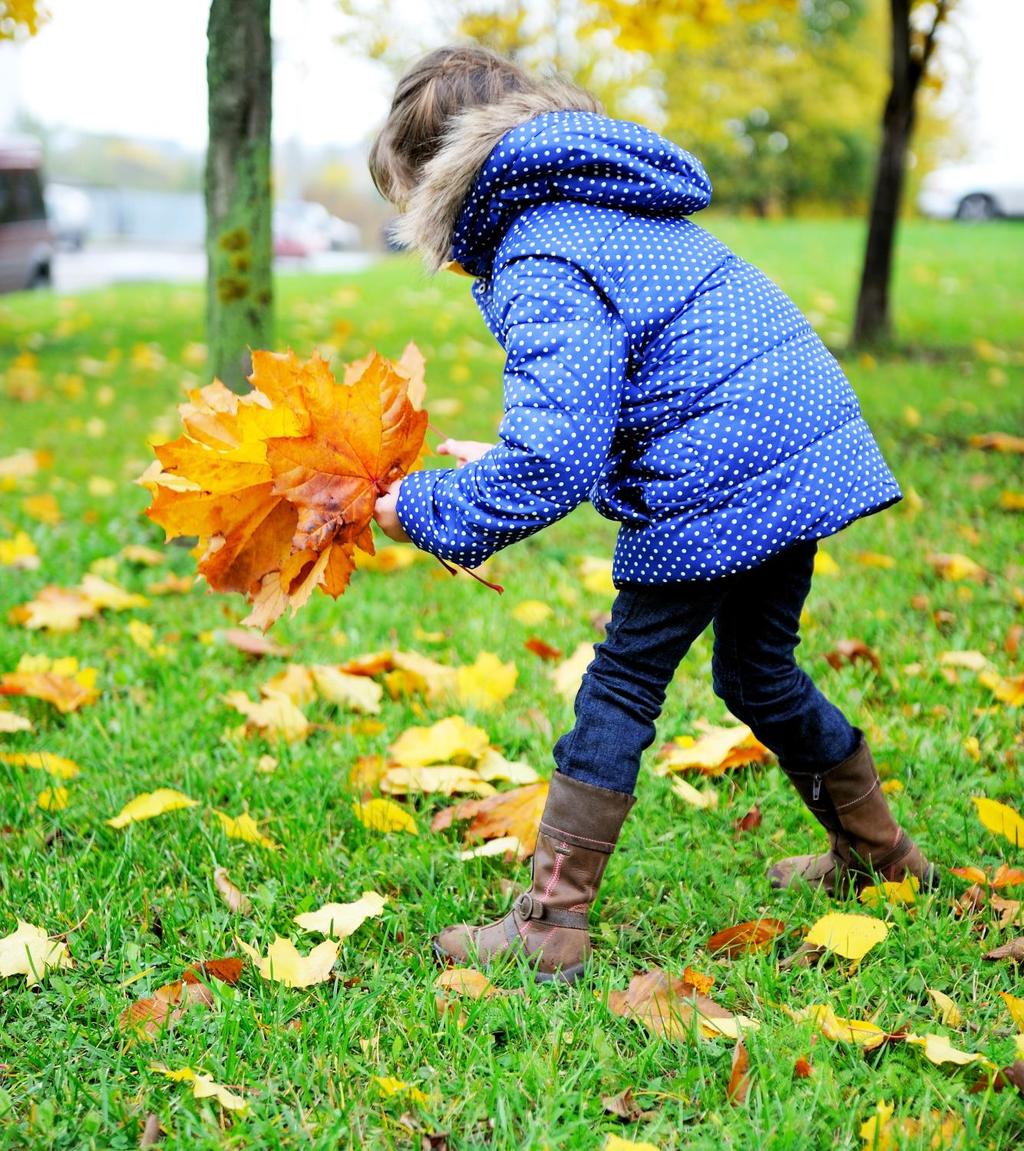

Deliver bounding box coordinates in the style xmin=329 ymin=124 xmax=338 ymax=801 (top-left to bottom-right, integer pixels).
xmin=370 ymin=44 xmax=936 ymax=983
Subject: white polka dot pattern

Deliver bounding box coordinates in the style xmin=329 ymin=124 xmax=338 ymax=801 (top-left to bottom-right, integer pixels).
xmin=396 ymin=110 xmax=902 ymax=582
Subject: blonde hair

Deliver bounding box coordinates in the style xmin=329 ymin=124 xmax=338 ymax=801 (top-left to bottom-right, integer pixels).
xmin=369 ymin=44 xmax=596 ymax=207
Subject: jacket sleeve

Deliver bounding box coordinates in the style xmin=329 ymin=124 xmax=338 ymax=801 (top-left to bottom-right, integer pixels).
xmin=395 ymin=255 xmax=629 ymax=568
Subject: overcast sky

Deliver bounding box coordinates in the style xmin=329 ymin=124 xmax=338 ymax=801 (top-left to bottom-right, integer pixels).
xmin=1 ymin=0 xmax=1021 ymax=163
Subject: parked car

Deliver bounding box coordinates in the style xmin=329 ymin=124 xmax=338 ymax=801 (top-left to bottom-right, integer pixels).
xmin=44 ymin=183 xmax=92 ymax=250
xmin=0 ymin=136 xmax=54 ymax=292
xmin=918 ymin=163 xmax=1024 ymax=220
xmin=273 ymin=199 xmax=360 ymax=258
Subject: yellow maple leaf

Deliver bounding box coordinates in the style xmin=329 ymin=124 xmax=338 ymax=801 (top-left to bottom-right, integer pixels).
xmin=0 ymin=751 xmax=81 ymax=779
xmin=578 ymin=555 xmax=616 ymax=595
xmin=77 ymin=574 xmax=148 ymax=612
xmin=805 ymin=913 xmax=889 ymax=961
xmin=381 ymin=765 xmax=494 ymax=797
xmin=511 ymin=599 xmax=553 ymax=625
xmin=237 ymin=935 xmax=338 ymax=987
xmin=972 ymin=796 xmax=1024 ymax=848
xmin=388 ymin=715 xmax=489 ymax=768
xmin=352 ymin=798 xmax=418 ymax=835
xmin=37 ymin=786 xmax=69 ymax=812
xmin=261 ymin=663 xmax=316 ymax=705
xmin=0 ymin=655 xmax=99 ymax=713
xmin=455 ymin=652 xmax=517 ymax=710
xmin=978 ymin=670 xmax=1024 ymax=707
xmin=926 ymin=552 xmax=989 ymax=582
xmin=214 ymin=810 xmax=279 ymax=849
xmin=223 ymin=689 xmax=310 ymax=741
xmin=107 ymin=788 xmax=199 ymax=828
xmin=474 ymin=748 xmax=539 ymax=785
xmin=8 ymin=586 xmax=97 ymax=632
xmin=786 ymin=1004 xmax=888 ymax=1050
xmin=906 ymin=1033 xmax=992 ymax=1067
xmin=150 ymin=1064 xmax=247 ymax=1112
xmin=310 ymin=664 xmax=383 ymax=713
xmin=294 ymin=892 xmax=388 ymax=939
xmin=655 ymin=721 xmax=770 ymax=776
xmin=372 ymin=1075 xmax=430 ymax=1104
xmin=859 ymin=875 xmax=919 ymax=907
xmin=0 ymin=531 xmax=39 ymax=570
xmin=0 ymin=920 xmax=73 ymax=984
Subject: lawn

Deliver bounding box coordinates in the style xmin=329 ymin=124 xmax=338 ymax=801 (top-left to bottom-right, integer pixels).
xmin=0 ymin=218 xmax=1022 ymax=1150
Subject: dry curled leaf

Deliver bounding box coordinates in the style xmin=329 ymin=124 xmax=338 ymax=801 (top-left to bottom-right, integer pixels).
xmin=824 ymin=639 xmax=882 ymax=673
xmin=727 ymin=1039 xmax=751 ymax=1104
xmin=430 ymin=781 xmax=548 ymax=861
xmin=983 ymin=937 xmax=1024 ymax=963
xmin=213 ymin=866 xmax=252 ymax=915
xmin=655 ymin=721 xmax=771 ymax=776
xmin=607 ymin=968 xmax=758 ymax=1043
xmin=707 ymin=918 xmax=786 ymax=957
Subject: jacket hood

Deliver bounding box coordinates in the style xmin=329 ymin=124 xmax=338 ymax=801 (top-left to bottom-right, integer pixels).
xmin=395 ymin=87 xmax=712 ymax=277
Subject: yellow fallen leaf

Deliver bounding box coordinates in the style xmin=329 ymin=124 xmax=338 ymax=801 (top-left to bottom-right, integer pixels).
xmin=859 ymin=875 xmax=919 ymax=907
xmin=22 ymin=492 xmax=61 ymax=525
xmin=223 ymin=690 xmax=310 ymax=741
xmin=0 ymin=531 xmax=39 ymax=570
xmin=107 ymin=788 xmax=199 ymax=828
xmin=455 ymin=651 xmax=517 ymax=710
xmin=927 ymin=552 xmax=989 ymax=582
xmin=805 ymin=913 xmax=889 ymax=962
xmin=550 ymin=642 xmax=595 ymax=701
xmin=435 ymin=967 xmax=499 ymax=999
xmin=458 ymin=835 xmax=520 ymax=860
xmin=998 ymin=490 xmax=1024 ymax=511
xmin=939 ymin=650 xmax=989 ymax=671
xmin=0 ymin=751 xmax=81 ymax=779
xmin=310 ymin=665 xmax=383 ymax=714
xmin=37 ymin=786 xmax=69 ymax=812
xmin=381 ymin=765 xmax=494 ymax=797
xmin=8 ymin=586 xmax=97 ymax=632
xmin=389 ymin=716 xmax=489 ymax=768
xmin=854 ymin=551 xmax=896 ymax=569
xmin=511 ymin=599 xmax=552 ymax=625
xmin=150 ymin=1065 xmax=247 ymax=1112
xmin=474 ymin=747 xmax=539 ymax=785
xmin=237 ymin=935 xmax=338 ymax=987
xmin=927 ymin=989 xmax=963 ymax=1028
xmin=906 ymin=1033 xmax=992 ymax=1067
xmin=814 ymin=549 xmax=839 ymax=576
xmin=119 ymin=544 xmax=164 ymax=566
xmin=354 ymin=544 xmax=420 ymax=572
xmin=214 ymin=810 xmax=279 ymax=849
xmin=787 ymin=1004 xmax=888 ymax=1050
xmin=0 ymin=709 xmax=32 ymax=733
xmin=1016 ymin=1035 xmax=1024 ymax=1059
xmin=294 ymin=891 xmax=388 ymax=938
xmin=978 ymin=671 xmax=1024 ymax=708
xmin=261 ymin=663 xmax=316 ymax=705
xmin=78 ymin=574 xmax=148 ymax=612
xmin=579 ymin=556 xmax=616 ymax=595
xmin=859 ymin=1100 xmax=962 ymax=1151
xmin=670 ymin=777 xmax=719 ymax=809
xmin=352 ymin=798 xmax=418 ymax=835
xmin=372 ymin=1075 xmax=430 ymax=1104
xmin=0 ymin=920 xmax=73 ymax=984
xmin=389 ymin=650 xmax=458 ymax=700
xmin=972 ymin=796 xmax=1024 ymax=848
xmin=1000 ymin=991 xmax=1024 ymax=1030
xmin=880 ymin=779 xmax=903 ymax=795
xmin=655 ymin=721 xmax=770 ymax=776
xmin=606 ymin=1137 xmax=661 ymax=1151
xmin=0 ymin=655 xmax=100 ymax=712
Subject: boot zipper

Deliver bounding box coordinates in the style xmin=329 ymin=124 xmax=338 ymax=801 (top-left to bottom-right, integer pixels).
xmin=812 ymin=774 xmax=822 ymax=802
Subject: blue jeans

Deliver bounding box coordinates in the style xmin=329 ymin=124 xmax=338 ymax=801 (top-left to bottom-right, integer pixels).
xmin=553 ymin=540 xmax=859 ymax=795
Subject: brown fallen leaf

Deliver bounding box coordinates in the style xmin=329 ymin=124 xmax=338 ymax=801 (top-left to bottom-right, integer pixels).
xmin=430 ymin=781 xmax=548 ymax=861
xmin=951 ymin=864 xmax=1024 ymax=890
xmin=139 ymin=1113 xmax=164 ymax=1146
xmin=824 ymin=640 xmax=882 ymax=674
xmin=182 ymin=957 xmax=243 ymax=986
xmin=215 ymin=628 xmax=291 ymax=657
xmin=727 ymin=1039 xmax=751 ymax=1104
xmin=524 ymin=637 xmax=562 ymax=662
xmin=606 ymin=968 xmax=758 ymax=1043
xmin=983 ymin=937 xmax=1024 ymax=963
xmin=968 ymin=432 xmax=1024 ymax=453
xmin=602 ymin=1087 xmax=656 ymax=1122
xmin=119 ymin=979 xmax=213 ymax=1039
xmin=733 ymin=806 xmax=762 ymax=833
xmin=707 ymin=918 xmax=786 ymax=957
xmin=213 ymin=866 xmax=252 ymax=915
xmin=793 ymin=1057 xmax=813 ymax=1079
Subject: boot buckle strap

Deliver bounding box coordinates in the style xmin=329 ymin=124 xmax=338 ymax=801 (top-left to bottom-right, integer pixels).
xmin=515 ymin=893 xmax=544 ymax=920
xmin=514 ymin=894 xmax=588 ymax=930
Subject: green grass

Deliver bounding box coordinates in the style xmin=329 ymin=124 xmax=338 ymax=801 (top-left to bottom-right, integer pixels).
xmin=0 ymin=218 xmax=1022 ymax=1150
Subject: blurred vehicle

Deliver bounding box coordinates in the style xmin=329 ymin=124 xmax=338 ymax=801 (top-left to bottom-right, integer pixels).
xmin=273 ymin=199 xmax=360 ymax=257
xmin=918 ymin=164 xmax=1024 ymax=220
xmin=0 ymin=136 xmax=54 ymax=292
xmin=44 ymin=183 xmax=92 ymax=250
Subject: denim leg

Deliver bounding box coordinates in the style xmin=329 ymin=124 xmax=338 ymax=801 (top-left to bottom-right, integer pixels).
xmin=554 ymin=581 xmax=727 ymax=795
xmin=711 ymin=540 xmax=859 ymax=771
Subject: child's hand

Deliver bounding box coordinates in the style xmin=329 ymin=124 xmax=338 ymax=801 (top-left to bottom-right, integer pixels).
xmin=437 ymin=439 xmax=494 ymax=468
xmin=373 ymin=480 xmax=411 ymax=543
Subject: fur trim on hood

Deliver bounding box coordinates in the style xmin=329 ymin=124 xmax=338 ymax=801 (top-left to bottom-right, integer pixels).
xmin=393 ymin=79 xmax=601 ymax=273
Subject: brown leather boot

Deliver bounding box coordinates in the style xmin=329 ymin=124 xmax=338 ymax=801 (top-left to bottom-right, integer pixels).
xmin=768 ymin=732 xmax=938 ymax=895
xmin=432 ymin=772 xmax=635 ymax=983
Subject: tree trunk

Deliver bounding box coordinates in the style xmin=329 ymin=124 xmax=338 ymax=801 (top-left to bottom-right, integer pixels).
xmin=852 ymin=0 xmax=920 ymax=347
xmin=206 ymin=0 xmax=273 ymax=390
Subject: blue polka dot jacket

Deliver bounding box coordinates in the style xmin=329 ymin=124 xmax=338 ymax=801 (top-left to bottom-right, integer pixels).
xmin=393 ymin=84 xmax=902 ymax=583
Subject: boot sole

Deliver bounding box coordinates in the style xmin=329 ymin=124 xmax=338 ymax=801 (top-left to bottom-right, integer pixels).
xmin=431 ymin=938 xmax=584 ymax=985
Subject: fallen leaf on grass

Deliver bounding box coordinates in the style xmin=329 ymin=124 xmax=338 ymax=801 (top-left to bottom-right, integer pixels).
xmin=214 ymin=810 xmax=279 ymax=849
xmin=150 ymin=1064 xmax=247 ymax=1112
xmin=550 ymin=642 xmax=595 ymax=701
xmin=733 ymin=806 xmax=762 ymax=833
xmin=294 ymin=891 xmax=387 ymax=938
xmin=381 ymin=765 xmax=495 ymax=797
xmin=950 ymin=864 xmax=1024 ymax=889
xmin=352 ymin=798 xmax=417 ymax=835
xmin=783 ymin=1004 xmax=890 ymax=1051
xmin=434 ymin=967 xmax=499 ymax=1000
xmin=655 ymin=722 xmax=771 ymax=777
xmin=605 ymin=1136 xmax=660 ymax=1151
xmin=0 ymin=655 xmax=100 ymax=713
xmin=602 ymin=1088 xmax=656 ymax=1122
xmin=0 ymin=531 xmax=39 ymax=571
xmin=824 ymin=640 xmax=881 ymax=673
xmin=607 ymin=968 xmax=758 ymax=1043
xmin=805 ymin=913 xmax=888 ymax=962
xmin=215 ymin=628 xmax=291 ymax=657
xmin=727 ymin=1039 xmax=751 ymax=1104
xmin=37 ymin=786 xmax=68 ymax=812
xmin=968 ymin=431 xmax=1024 ymax=453
xmin=707 ymin=919 xmax=786 ymax=957
xmin=310 ymin=664 xmax=383 ymax=714
xmin=859 ymin=876 xmax=919 ymax=907
xmin=927 ymin=989 xmax=963 ymax=1027
xmin=0 ymin=920 xmax=73 ymax=984
xmin=524 ymin=636 xmax=562 ymax=662
xmin=107 ymin=789 xmax=198 ymax=828
xmin=1000 ymin=991 xmax=1024 ymax=1029
xmin=474 ymin=748 xmax=539 ymax=785
xmin=237 ymin=936 xmax=338 ymax=987
xmin=431 ymin=781 xmax=548 ymax=860
xmin=0 ymin=710 xmax=32 ymax=733
xmin=389 ymin=716 xmax=489 ymax=768
xmin=926 ymin=552 xmax=989 ymax=582
xmin=223 ymin=690 xmax=310 ymax=741
xmin=859 ymin=1100 xmax=962 ymax=1151
xmin=511 ymin=600 xmax=552 ymax=626
xmin=983 ymin=937 xmax=1024 ymax=963
xmin=354 ymin=543 xmax=421 ymax=572
xmin=0 ymin=751 xmax=81 ymax=779
xmin=121 ymin=979 xmax=214 ymax=1039
xmin=972 ymin=796 xmax=1024 ymax=848
xmin=458 ymin=835 xmax=520 ymax=861
xmin=978 ymin=671 xmax=1024 ymax=708
xmin=372 ymin=1075 xmax=430 ymax=1104
xmin=455 ymin=652 xmax=517 ymax=710
xmin=670 ymin=777 xmax=718 ymax=809
xmin=906 ymin=1033 xmax=993 ymax=1068
xmin=213 ymin=867 xmax=252 ymax=914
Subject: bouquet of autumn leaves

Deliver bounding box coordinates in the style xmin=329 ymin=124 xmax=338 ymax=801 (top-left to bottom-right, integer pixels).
xmin=139 ymin=346 xmax=427 ymax=630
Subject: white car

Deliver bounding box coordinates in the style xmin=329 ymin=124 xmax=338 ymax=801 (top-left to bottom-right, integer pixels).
xmin=918 ymin=164 xmax=1024 ymax=220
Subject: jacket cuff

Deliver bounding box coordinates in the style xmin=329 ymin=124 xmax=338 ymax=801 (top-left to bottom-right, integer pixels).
xmin=395 ymin=468 xmax=448 ymax=559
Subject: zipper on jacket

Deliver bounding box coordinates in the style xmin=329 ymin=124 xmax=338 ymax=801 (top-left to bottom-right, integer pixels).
xmin=812 ymin=775 xmax=822 ymax=803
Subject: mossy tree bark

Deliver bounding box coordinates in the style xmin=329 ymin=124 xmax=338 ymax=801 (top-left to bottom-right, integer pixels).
xmin=852 ymin=0 xmax=950 ymax=347
xmin=205 ymin=0 xmax=273 ymax=391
